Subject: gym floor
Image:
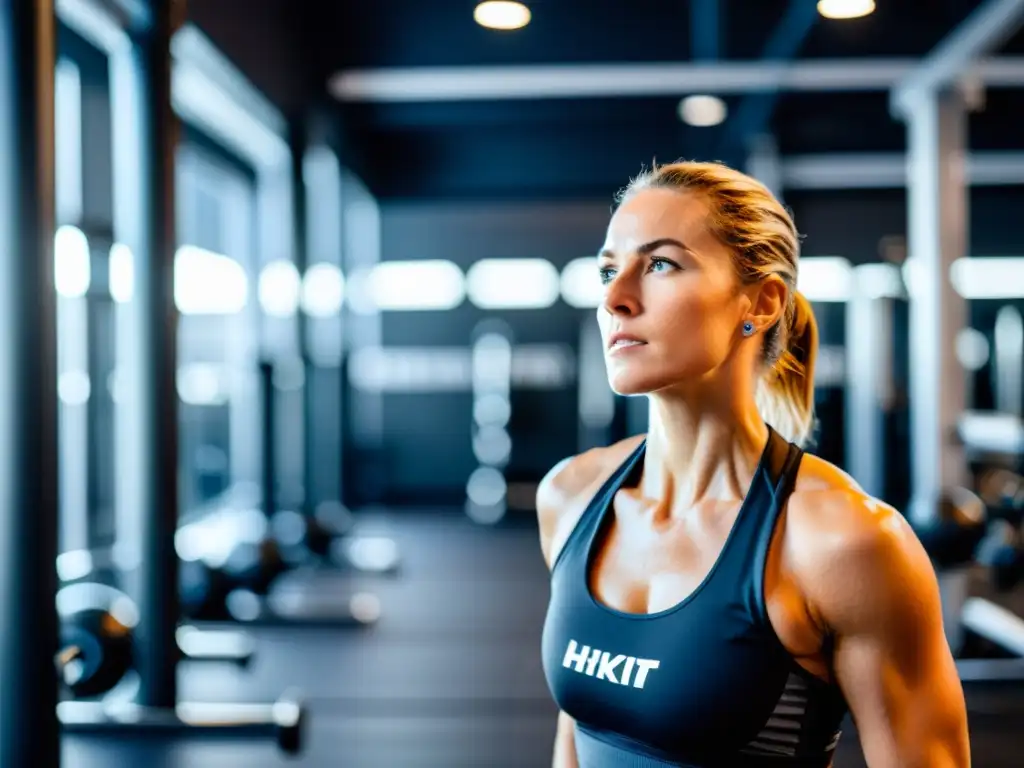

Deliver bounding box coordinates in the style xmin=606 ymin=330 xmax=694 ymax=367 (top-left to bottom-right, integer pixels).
xmin=61 ymin=511 xmax=1024 ymax=767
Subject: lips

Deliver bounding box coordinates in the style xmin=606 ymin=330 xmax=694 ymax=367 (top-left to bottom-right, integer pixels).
xmin=607 ymin=332 xmax=646 ymax=350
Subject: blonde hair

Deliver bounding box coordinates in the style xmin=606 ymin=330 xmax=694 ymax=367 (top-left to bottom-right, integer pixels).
xmin=616 ymin=160 xmax=819 ymax=447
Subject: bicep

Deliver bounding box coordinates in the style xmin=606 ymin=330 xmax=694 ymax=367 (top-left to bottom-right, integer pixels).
xmin=820 ymin=519 xmax=970 ymax=767
xmin=833 ymin=616 xmax=968 ymax=767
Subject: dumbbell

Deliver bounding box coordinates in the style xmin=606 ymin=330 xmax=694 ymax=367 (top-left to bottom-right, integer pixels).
xmin=977 ymin=468 xmax=1024 ymax=506
xmin=976 ymin=520 xmax=1024 ymax=592
xmin=269 ymin=502 xmax=354 ymax=565
xmin=59 ymin=570 xmax=257 ymax=668
xmin=56 ymin=579 xmax=307 ymax=753
xmin=222 ymin=536 xmax=292 ymax=593
xmin=269 ymin=505 xmax=401 ymax=576
xmin=55 ymin=582 xmax=137 ymax=699
xmin=913 ymin=486 xmax=988 ymax=569
xmin=179 ymin=535 xmax=291 ymax=621
xmin=973 ymin=468 xmax=1024 ymax=591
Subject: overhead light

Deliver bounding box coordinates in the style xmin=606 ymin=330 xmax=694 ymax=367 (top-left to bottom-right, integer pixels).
xmin=678 ymin=95 xmax=727 ymax=127
xmin=466 ymin=258 xmax=560 ymax=309
xmin=54 ymin=225 xmax=91 ymax=298
xmin=258 ymin=259 xmax=302 ymax=318
xmin=301 ymin=263 xmax=346 ymax=318
xmin=560 ymin=256 xmax=603 ymax=308
xmin=177 ymin=363 xmax=229 ymax=406
xmin=474 ymin=1 xmax=531 ymax=30
xmin=853 ymin=263 xmax=903 ymax=299
xmin=174 ymin=245 xmax=249 ymax=316
xmin=797 ymin=256 xmax=853 ymax=302
xmin=108 ymin=243 xmax=134 ymax=303
xmin=817 ymin=0 xmax=875 ymax=20
xmin=949 ymin=257 xmax=1024 ymax=299
xmin=353 ymin=260 xmax=466 ymax=312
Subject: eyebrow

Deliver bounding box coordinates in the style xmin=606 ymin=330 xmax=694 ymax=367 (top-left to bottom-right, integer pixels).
xmin=598 ymin=238 xmax=690 ymax=260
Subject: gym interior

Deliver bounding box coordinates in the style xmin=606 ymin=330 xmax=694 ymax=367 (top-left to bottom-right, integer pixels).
xmin=2 ymin=0 xmax=1024 ymax=765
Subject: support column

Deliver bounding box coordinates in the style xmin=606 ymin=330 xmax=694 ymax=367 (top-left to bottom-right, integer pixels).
xmin=745 ymin=134 xmax=784 ymax=201
xmin=342 ymin=172 xmax=385 ymax=504
xmin=55 ymin=57 xmax=88 ymax=554
xmin=845 ymin=265 xmax=902 ymax=500
xmin=112 ymin=0 xmax=182 ymax=708
xmin=993 ymin=306 xmax=1023 ymax=417
xmin=577 ymin=318 xmax=615 ymax=452
xmin=222 ymin=160 xmax=260 ymax=498
xmin=0 ymin=0 xmax=60 ymax=764
xmin=302 ymin=143 xmax=346 ymax=507
xmin=903 ymin=88 xmax=970 ymax=524
xmin=289 ymin=118 xmax=316 ymax=516
xmin=80 ymin=70 xmax=117 ymax=550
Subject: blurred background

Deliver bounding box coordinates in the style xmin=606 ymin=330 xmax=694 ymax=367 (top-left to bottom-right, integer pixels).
xmin=3 ymin=0 xmax=1024 ymax=765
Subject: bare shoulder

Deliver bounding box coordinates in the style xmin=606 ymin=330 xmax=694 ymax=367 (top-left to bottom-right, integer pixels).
xmin=784 ymin=459 xmax=969 ymax=767
xmin=783 ymin=453 xmax=939 ymax=631
xmin=536 ymin=434 xmax=645 ymax=570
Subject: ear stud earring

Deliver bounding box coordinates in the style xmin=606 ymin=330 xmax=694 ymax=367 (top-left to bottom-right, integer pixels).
xmin=742 ymin=320 xmax=755 ymax=337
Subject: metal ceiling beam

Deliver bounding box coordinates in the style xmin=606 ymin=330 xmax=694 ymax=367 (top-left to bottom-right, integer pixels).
xmin=779 ymin=151 xmax=1024 ymax=189
xmin=717 ymin=0 xmax=819 ymax=155
xmin=329 ymin=57 xmax=1024 ymax=103
xmin=891 ymin=0 xmax=1024 ymax=117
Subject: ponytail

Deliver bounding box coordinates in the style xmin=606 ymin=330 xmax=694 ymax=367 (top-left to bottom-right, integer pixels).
xmin=755 ymin=290 xmax=818 ymax=447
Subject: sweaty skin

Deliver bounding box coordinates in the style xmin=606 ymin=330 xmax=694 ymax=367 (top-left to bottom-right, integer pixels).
xmin=537 ymin=438 xmax=971 ymax=768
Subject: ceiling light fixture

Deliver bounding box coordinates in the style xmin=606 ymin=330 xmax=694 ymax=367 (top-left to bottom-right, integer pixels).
xmin=678 ymin=95 xmax=727 ymax=127
xmin=474 ymin=1 xmax=532 ymax=31
xmin=817 ymin=0 xmax=875 ymax=20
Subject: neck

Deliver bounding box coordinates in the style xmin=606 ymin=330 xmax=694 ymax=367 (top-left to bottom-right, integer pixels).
xmin=641 ymin=381 xmax=768 ymax=514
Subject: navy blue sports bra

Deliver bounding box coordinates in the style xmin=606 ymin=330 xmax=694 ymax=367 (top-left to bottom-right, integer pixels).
xmin=541 ymin=428 xmax=849 ymax=767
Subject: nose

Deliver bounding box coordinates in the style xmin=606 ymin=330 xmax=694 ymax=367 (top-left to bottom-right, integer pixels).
xmin=602 ymin=273 xmax=640 ymax=318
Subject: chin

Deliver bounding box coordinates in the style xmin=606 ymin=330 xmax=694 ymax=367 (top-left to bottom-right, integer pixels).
xmin=605 ymin=356 xmax=712 ymax=397
xmin=606 ymin=368 xmax=672 ymax=397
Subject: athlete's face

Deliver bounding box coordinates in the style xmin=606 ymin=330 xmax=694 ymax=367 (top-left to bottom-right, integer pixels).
xmin=596 ymin=188 xmax=751 ymax=396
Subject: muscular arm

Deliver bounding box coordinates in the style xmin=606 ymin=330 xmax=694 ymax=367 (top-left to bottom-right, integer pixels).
xmin=799 ymin=495 xmax=970 ymax=768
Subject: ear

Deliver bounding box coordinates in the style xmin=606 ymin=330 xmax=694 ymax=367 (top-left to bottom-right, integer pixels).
xmin=744 ymin=275 xmax=788 ymax=334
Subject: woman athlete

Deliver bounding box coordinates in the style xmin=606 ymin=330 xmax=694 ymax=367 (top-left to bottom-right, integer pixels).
xmin=537 ymin=161 xmax=970 ymax=767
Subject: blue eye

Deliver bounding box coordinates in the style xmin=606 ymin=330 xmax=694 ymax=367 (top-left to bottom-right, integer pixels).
xmin=599 ymin=267 xmax=616 ymax=284
xmin=649 ymin=257 xmax=675 ymax=273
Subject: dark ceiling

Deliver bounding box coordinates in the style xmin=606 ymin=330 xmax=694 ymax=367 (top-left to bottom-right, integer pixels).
xmin=196 ymin=0 xmax=1024 ymax=201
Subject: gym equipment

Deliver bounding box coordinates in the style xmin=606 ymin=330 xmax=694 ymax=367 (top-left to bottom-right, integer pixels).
xmin=959 ymin=410 xmax=1024 ymax=462
xmin=270 ymin=505 xmax=399 ymax=575
xmin=58 ymin=547 xmax=256 ymax=664
xmin=175 ymin=508 xmax=379 ymax=627
xmin=59 ymin=693 xmax=306 ymax=754
xmin=259 ymin=360 xmax=401 ymax=576
xmin=57 ymin=581 xmax=256 ymax=690
xmin=912 ymin=486 xmax=988 ymax=569
xmin=55 ymin=8 xmax=309 ymax=753
xmin=913 ymin=479 xmax=1024 ymax=670
xmin=56 ymin=582 xmax=136 ymax=700
xmin=974 ymin=468 xmax=1024 ymax=591
xmin=63 ymin=495 xmax=380 ymax=629
xmin=975 ymin=521 xmax=1024 ymax=592
xmin=465 ymin=321 xmax=515 ymax=524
